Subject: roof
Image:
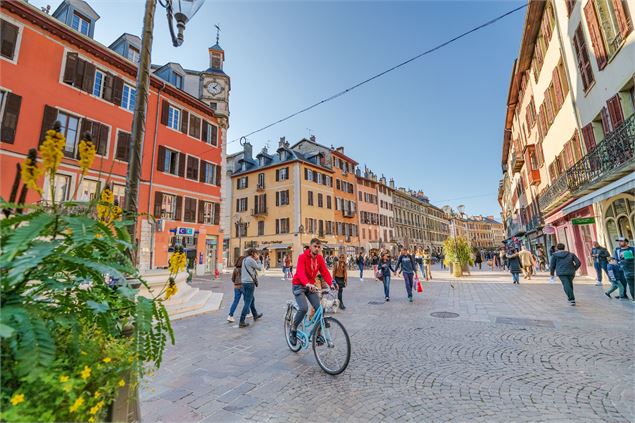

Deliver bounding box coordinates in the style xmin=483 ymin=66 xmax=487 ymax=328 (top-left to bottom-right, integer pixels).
xmin=108 ymin=32 xmax=140 ymax=49
xmin=53 ymin=0 xmax=100 ymax=21
xmin=209 ymin=42 xmax=224 ymax=51
xmin=331 ymin=148 xmax=358 ymax=165
xmin=232 ymin=141 xmax=334 ymax=177
xmin=204 ymin=68 xmax=227 ymax=76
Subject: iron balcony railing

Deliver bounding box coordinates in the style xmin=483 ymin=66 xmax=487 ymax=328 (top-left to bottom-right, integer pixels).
xmin=511 ymin=152 xmax=524 ymax=173
xmin=526 ymin=215 xmax=543 ymax=232
xmin=567 ymin=113 xmax=635 ymax=193
xmin=251 ymin=207 xmax=267 ymax=216
xmin=538 ymin=171 xmax=574 ymax=212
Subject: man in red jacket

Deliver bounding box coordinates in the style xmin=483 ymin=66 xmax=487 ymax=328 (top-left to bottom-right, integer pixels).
xmin=290 ymin=238 xmax=335 ymax=346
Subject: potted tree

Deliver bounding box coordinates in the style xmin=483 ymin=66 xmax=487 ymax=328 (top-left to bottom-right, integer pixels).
xmin=443 ymin=236 xmax=473 ymax=277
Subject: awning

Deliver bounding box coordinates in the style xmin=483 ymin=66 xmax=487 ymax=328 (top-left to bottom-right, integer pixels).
xmin=258 ymin=243 xmax=291 ymax=250
xmin=562 ymin=173 xmax=635 ymax=216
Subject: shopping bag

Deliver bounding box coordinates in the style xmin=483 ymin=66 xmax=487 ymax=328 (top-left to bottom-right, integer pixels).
xmin=415 ymin=274 xmax=423 ymax=293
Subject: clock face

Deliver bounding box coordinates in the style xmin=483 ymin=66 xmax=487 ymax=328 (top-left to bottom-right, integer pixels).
xmin=207 ymin=81 xmax=223 ymax=96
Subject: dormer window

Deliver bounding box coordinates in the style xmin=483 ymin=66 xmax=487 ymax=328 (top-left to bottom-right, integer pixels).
xmin=211 ymin=53 xmax=222 ymax=70
xmin=169 ymin=72 xmax=183 ymax=89
xmin=279 ymin=151 xmax=286 ymax=161
xmin=127 ymin=46 xmax=140 ymax=63
xmin=71 ymin=12 xmax=90 ymax=36
xmin=259 ymin=157 xmax=266 ymax=166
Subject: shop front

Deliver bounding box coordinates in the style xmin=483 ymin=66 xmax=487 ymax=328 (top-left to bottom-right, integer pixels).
xmin=205 ymin=236 xmax=218 ymax=274
xmin=257 ymin=243 xmax=292 ymax=268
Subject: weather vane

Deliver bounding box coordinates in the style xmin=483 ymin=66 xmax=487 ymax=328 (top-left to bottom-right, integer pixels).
xmin=214 ymin=23 xmax=221 ymax=45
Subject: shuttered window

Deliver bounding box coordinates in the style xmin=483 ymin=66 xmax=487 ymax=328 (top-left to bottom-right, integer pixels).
xmin=584 ymin=1 xmax=608 ymax=69
xmin=607 ymin=94 xmax=625 ymax=128
xmin=186 ymin=155 xmax=199 ymax=180
xmin=582 ymin=123 xmax=597 ymax=152
xmin=572 ymin=25 xmax=595 ymax=90
xmin=79 ymin=118 xmax=109 ymax=156
xmin=1 ymin=91 xmax=21 ymax=143
xmin=115 ymin=131 xmax=131 ymax=162
xmin=189 ymin=114 xmax=201 ymax=139
xmin=1 ymin=19 xmax=19 ymax=60
xmin=198 ymin=201 xmax=219 ymax=225
xmin=183 ymin=197 xmax=197 ymax=223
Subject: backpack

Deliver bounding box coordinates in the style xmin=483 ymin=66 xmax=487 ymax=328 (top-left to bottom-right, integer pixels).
xmin=232 ymin=256 xmax=245 ymax=286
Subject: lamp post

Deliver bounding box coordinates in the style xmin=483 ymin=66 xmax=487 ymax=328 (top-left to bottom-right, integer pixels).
xmin=124 ymin=0 xmax=204 ymax=262
xmin=235 ymin=217 xmax=249 ymax=257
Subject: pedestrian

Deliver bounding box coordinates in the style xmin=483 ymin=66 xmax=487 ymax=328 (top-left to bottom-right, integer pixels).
xmin=423 ymin=248 xmax=432 ymax=280
xmin=518 ymin=246 xmax=535 ymax=280
xmin=281 ymin=253 xmax=290 ymax=280
xmin=395 ymin=247 xmax=418 ymax=302
xmin=613 ymin=237 xmax=634 ymax=300
xmin=415 ymin=248 xmax=426 ymax=279
xmin=537 ymin=246 xmax=547 ymax=272
xmin=371 ymin=252 xmax=379 ymax=274
xmin=549 ymin=243 xmax=582 ymax=306
xmin=506 ymin=248 xmax=522 ymax=284
xmin=474 ymin=250 xmax=482 ymax=270
xmin=499 ymin=248 xmax=506 ymax=270
xmin=238 ymin=248 xmax=264 ymax=328
xmin=440 ymin=252 xmax=445 ymax=269
xmin=227 ymin=255 xmax=245 ymax=323
xmin=356 ymin=252 xmax=365 ymax=281
xmin=332 ymin=254 xmax=348 ymax=310
xmin=604 ymin=258 xmax=622 ymax=299
xmin=591 ymin=241 xmax=611 ymax=286
xmin=378 ymin=253 xmax=396 ymax=301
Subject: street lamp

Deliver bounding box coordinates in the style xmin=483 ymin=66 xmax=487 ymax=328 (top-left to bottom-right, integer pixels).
xmin=124 ymin=0 xmax=204 ymax=262
xmin=235 ymin=217 xmax=249 ymax=256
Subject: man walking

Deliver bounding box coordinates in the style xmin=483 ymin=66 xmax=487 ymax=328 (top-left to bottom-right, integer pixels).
xmin=356 ymin=252 xmax=365 ymax=281
xmin=518 ymin=246 xmax=535 ymax=279
xmin=549 ymin=243 xmax=582 ymax=306
xmin=238 ymin=248 xmax=264 ymax=328
xmin=591 ymin=241 xmax=610 ymax=286
xmin=613 ymin=237 xmax=634 ymax=300
xmin=395 ymin=247 xmax=418 ymax=302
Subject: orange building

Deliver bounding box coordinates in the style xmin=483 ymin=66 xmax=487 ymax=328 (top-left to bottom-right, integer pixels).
xmin=356 ymin=169 xmax=381 ymax=253
xmin=0 ymin=1 xmax=223 ymax=273
xmin=331 ymin=147 xmax=360 ymax=255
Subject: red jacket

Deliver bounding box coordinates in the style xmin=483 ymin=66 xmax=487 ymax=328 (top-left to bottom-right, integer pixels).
xmin=292 ymin=249 xmax=333 ymax=287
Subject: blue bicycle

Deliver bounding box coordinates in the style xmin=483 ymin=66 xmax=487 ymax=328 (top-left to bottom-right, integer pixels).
xmin=284 ymin=290 xmax=351 ymax=375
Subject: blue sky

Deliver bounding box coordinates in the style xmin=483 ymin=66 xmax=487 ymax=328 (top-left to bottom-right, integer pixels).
xmin=33 ymin=0 xmax=526 ymax=218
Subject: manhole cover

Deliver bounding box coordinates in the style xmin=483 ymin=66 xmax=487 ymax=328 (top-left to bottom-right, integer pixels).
xmin=430 ymin=311 xmax=459 ymax=318
xmin=368 ymin=301 xmax=385 ymax=305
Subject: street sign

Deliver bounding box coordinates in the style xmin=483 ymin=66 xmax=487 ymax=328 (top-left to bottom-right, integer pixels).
xmin=177 ymin=227 xmax=195 ymax=236
xmin=571 ymin=217 xmax=595 ymax=225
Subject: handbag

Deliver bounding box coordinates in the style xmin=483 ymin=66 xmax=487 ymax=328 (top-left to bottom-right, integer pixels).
xmin=375 ymin=270 xmax=383 ymax=281
xmin=245 ymin=266 xmax=258 ymax=287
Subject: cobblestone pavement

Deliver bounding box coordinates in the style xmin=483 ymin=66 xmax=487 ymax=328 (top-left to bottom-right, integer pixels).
xmin=140 ymin=266 xmax=634 ymax=422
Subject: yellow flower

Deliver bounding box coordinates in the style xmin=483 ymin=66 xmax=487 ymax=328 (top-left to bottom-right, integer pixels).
xmin=39 ymin=127 xmax=65 ymax=175
xmin=80 ymin=365 xmax=92 ymax=380
xmin=59 ymin=375 xmax=70 ymax=383
xmin=118 ymin=379 xmax=126 ymax=387
xmin=89 ymin=400 xmax=104 ymax=415
xmin=21 ymin=148 xmax=42 ymax=194
xmin=69 ymin=397 xmax=84 ymax=413
xmin=94 ymin=391 xmax=101 ymax=399
xmin=78 ymin=138 xmax=96 ymax=175
xmin=163 ymin=279 xmax=178 ymax=300
xmin=168 ymin=251 xmax=186 ymax=274
xmin=10 ymin=393 xmax=25 ymax=406
xmin=102 ymin=357 xmax=112 ymax=363
xmin=88 ymin=418 xmax=95 ymax=423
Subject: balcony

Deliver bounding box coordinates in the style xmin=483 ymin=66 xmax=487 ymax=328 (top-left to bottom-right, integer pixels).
xmin=538 ymin=171 xmax=575 ymax=213
xmin=566 ymin=113 xmax=635 ymax=196
xmin=251 ymin=207 xmax=267 ymax=217
xmin=256 ymin=183 xmax=265 ymax=192
xmin=525 ymin=214 xmax=543 ymax=232
xmin=511 ymin=152 xmax=524 ymax=173
xmin=528 ymin=168 xmax=541 ymax=185
xmin=342 ymin=209 xmax=356 ymax=218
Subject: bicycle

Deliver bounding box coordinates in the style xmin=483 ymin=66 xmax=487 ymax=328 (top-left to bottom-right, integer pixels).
xmin=283 ymin=289 xmax=351 ymax=375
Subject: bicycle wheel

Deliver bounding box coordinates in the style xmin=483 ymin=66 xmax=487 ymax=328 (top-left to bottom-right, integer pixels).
xmin=284 ymin=304 xmax=301 ymax=352
xmin=312 ymin=316 xmax=351 ymax=375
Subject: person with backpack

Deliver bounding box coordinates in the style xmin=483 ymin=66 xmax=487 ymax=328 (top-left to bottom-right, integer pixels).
xmin=549 ymin=243 xmax=582 ymax=306
xmin=377 ymin=253 xmax=396 ymax=301
xmin=506 ymin=248 xmax=522 ymax=284
xmin=604 ymin=257 xmax=623 ymax=299
xmin=394 ymin=247 xmax=418 ymax=302
xmin=227 ymin=255 xmax=245 ymax=323
xmin=613 ymin=237 xmax=634 ymax=301
xmin=238 ymin=248 xmax=263 ymax=328
xmin=332 ymin=254 xmax=348 ymax=310
xmin=591 ymin=241 xmax=611 ymax=286
xmin=356 ymin=253 xmax=365 ymax=281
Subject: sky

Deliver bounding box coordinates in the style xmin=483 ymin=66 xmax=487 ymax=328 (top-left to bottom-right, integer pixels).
xmin=32 ymin=0 xmax=526 ymax=219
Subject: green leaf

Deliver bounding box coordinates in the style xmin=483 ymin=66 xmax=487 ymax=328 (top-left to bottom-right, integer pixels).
xmin=0 ymin=323 xmax=15 ymax=338
xmin=2 ymin=212 xmax=54 ymax=260
xmin=86 ymin=300 xmax=110 ymax=314
xmin=62 ymin=256 xmax=126 ymax=282
xmin=1 ymin=240 xmax=59 ymax=286
xmin=116 ymin=285 xmax=137 ymax=300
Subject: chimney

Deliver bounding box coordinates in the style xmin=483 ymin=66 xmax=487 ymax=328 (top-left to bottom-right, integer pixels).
xmin=336 ymin=146 xmax=344 ymax=153
xmin=389 ymin=178 xmax=395 ymax=189
xmin=309 ymin=135 xmax=316 ymax=142
xmin=380 ymin=175 xmax=386 ymax=185
xmin=243 ymin=142 xmax=253 ymax=161
xmin=278 ymin=136 xmax=286 ymax=148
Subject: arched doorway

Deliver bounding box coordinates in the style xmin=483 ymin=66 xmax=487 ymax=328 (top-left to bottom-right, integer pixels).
xmin=603 ymin=194 xmax=635 ymax=251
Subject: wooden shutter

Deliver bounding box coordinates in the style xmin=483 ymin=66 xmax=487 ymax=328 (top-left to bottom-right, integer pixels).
xmin=600 ymin=107 xmax=611 ymax=135
xmin=199 ymin=160 xmax=206 ymax=182
xmin=276 ymin=191 xmax=280 ymax=206
xmin=573 ymin=26 xmax=594 ymax=90
xmin=201 ymin=120 xmax=208 ymax=141
xmin=157 ymin=145 xmax=166 ymax=171
xmin=102 ymin=73 xmax=114 ymax=101
xmin=160 ymin=100 xmax=169 ymax=125
xmin=74 ymin=58 xmax=86 ymax=89
xmin=611 ymin=0 xmax=632 ymax=39
xmin=174 ymin=196 xmax=183 ymax=221
xmin=153 ymin=191 xmax=163 ymax=217
xmin=1 ymin=92 xmax=21 ymax=143
xmin=607 ymin=95 xmax=625 ymax=128
xmin=582 ymin=123 xmax=596 ymax=152
xmin=180 ymin=110 xmax=189 ymax=134
xmin=97 ymin=123 xmax=108 ymax=155
xmin=236 ymin=198 xmax=239 ymax=212
xmin=584 ymin=2 xmax=607 ymax=70
xmin=571 ymin=132 xmax=583 ymax=162
xmin=189 ymin=115 xmax=200 ymax=138
xmin=276 ymin=219 xmax=279 ymax=234
xmin=552 ymin=67 xmax=563 ymax=108
xmin=82 ymin=61 xmax=96 ymax=93
xmin=63 ymin=52 xmax=78 ymax=84
xmin=275 ymin=169 xmax=279 ymax=181
xmin=178 ymin=152 xmax=186 ymax=177
xmin=210 ymin=125 xmax=218 ymax=145
xmin=197 ymin=200 xmax=205 ymax=223
xmin=215 ymin=165 xmax=221 ymax=187
xmin=0 ymin=19 xmax=19 ymax=59
xmin=184 ymin=197 xmax=196 ymax=222
xmin=214 ymin=203 xmax=220 ymax=225
xmin=111 ymin=77 xmax=124 ymax=105
xmin=39 ymin=105 xmax=58 ymax=144
xmin=186 ymin=156 xmax=198 ymax=179
xmin=116 ymin=131 xmax=131 ymax=161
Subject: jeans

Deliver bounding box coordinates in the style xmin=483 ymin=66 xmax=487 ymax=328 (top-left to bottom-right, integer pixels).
xmin=228 ymin=286 xmax=243 ymax=316
xmin=594 ymin=260 xmax=608 ymax=282
xmin=403 ymin=272 xmax=414 ymax=298
xmin=511 ymin=272 xmax=520 ymax=283
xmin=292 ymin=285 xmax=321 ymax=329
xmin=334 ymin=277 xmax=345 ymax=307
xmin=623 ymin=271 xmax=634 ymax=299
xmin=239 ymin=283 xmax=258 ymax=322
xmin=383 ymin=274 xmax=391 ymax=298
xmin=606 ymin=279 xmax=622 ymax=296
xmin=359 ymin=264 xmax=364 ymax=279
xmin=558 ymin=275 xmax=575 ymax=302
xmin=417 ymin=263 xmax=426 ymax=279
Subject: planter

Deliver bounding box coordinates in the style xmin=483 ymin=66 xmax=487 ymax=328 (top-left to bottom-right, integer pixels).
xmin=452 ymin=262 xmax=463 ymax=277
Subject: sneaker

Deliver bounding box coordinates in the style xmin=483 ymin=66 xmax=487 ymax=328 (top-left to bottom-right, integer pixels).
xmin=385 ymin=297 xmax=390 ymax=302
xmin=569 ymin=301 xmax=576 ymax=306
xmin=316 ymin=335 xmax=325 ymax=346
xmin=289 ymin=330 xmax=297 ymax=346
xmin=246 ymin=313 xmax=253 ymax=318
xmin=605 ymin=292 xmax=612 ymax=299
xmin=254 ymin=313 xmax=263 ymax=320
xmin=360 ymin=278 xmax=364 ymax=282
xmin=408 ymin=296 xmax=413 ymax=302
xmin=239 ymin=321 xmax=249 ymax=328
xmin=227 ymin=315 xmax=235 ymax=323
xmin=340 ymin=305 xmax=346 ymax=310
xmin=595 ymin=281 xmax=602 ymax=286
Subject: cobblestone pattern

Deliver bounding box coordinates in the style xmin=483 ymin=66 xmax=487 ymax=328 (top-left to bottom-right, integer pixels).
xmin=140 ymin=267 xmax=634 ymax=422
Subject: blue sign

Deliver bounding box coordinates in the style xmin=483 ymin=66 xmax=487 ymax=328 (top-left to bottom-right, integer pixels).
xmin=177 ymin=227 xmax=194 ymax=236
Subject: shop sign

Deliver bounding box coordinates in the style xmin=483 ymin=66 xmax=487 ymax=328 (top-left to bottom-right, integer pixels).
xmin=571 ymin=217 xmax=595 ymax=225
xmin=177 ymin=227 xmax=195 ymax=236
xmin=543 ymin=225 xmax=556 ymax=234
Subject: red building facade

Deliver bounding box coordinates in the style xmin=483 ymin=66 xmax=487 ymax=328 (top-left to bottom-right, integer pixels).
xmin=0 ymin=1 xmax=223 ymax=272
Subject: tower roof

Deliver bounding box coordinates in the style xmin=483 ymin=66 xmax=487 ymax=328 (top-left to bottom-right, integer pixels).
xmin=209 ymin=42 xmax=224 ymax=52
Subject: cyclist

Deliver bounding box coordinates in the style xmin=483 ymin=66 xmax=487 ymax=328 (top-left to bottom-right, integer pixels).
xmin=289 ymin=238 xmax=335 ymax=346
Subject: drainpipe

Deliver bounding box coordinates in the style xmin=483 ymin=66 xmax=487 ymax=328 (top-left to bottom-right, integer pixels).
xmin=146 ymin=81 xmax=166 ymax=270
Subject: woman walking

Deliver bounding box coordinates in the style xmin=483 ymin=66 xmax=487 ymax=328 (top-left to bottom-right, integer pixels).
xmin=507 ymin=248 xmax=522 ymax=284
xmin=227 ymin=255 xmax=245 ymax=323
xmin=475 ymin=250 xmax=483 ymax=270
xmin=378 ymin=253 xmax=396 ymax=301
xmin=333 ymin=254 xmax=348 ymax=310
xmin=415 ymin=248 xmax=426 ymax=280
xmin=423 ymin=248 xmax=432 ymax=281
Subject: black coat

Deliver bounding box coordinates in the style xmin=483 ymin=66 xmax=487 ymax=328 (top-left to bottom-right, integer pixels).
xmin=507 ymin=254 xmax=522 ymax=273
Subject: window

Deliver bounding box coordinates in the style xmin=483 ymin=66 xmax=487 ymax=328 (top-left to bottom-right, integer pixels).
xmin=236 ymin=222 xmax=248 ymax=237
xmin=188 ymin=114 xmax=201 ymax=138
xmin=1 ymin=19 xmax=19 ymax=61
xmin=71 ymin=12 xmax=90 ymax=36
xmin=209 ymin=102 xmax=217 ymax=110
xmin=127 ymin=46 xmax=140 ymax=63
xmin=253 ymin=194 xmax=267 ymax=214
xmin=572 ymin=25 xmax=595 ymax=91
xmin=276 ymin=167 xmax=289 ymax=181
xmin=202 ymin=122 xmax=217 ymax=145
xmin=211 ymin=53 xmax=222 ymax=69
xmin=57 ymin=111 xmax=80 ymax=157
xmin=79 ymin=118 xmax=109 ymax=156
xmin=308 ymin=191 xmax=314 ymax=206
xmin=112 ymin=184 xmax=125 ymax=206
xmin=121 ymin=84 xmax=136 ymax=111
xmin=276 ymin=190 xmax=289 ymax=206
xmin=1 ymin=90 xmax=21 ymax=143
xmin=202 ymin=162 xmax=219 ymax=185
xmin=77 ymin=179 xmax=100 ymax=201
xmin=183 ymin=197 xmax=197 ymax=223
xmin=326 ymin=195 xmax=332 ymax=209
xmin=258 ymin=221 xmax=264 ymax=236
xmin=161 ymin=193 xmax=177 ymax=220
xmin=237 ymin=176 xmax=248 ymax=189
xmin=115 ymin=131 xmax=131 ymax=162
xmin=186 ymin=156 xmax=199 ymax=180
xmin=163 ymin=148 xmax=180 ymax=175
xmin=167 ymin=105 xmax=180 ymax=130
xmin=201 ymin=201 xmax=217 ymax=224
xmin=236 ymin=197 xmax=248 ymax=212
xmin=276 ymin=218 xmax=290 ymax=234
xmin=92 ymin=70 xmax=104 ymax=97
xmin=171 ymin=72 xmax=183 ymax=89
xmin=258 ymin=173 xmax=265 ymax=188
xmin=43 ymin=174 xmax=71 ymax=202
xmin=318 ymin=193 xmax=323 ymax=208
